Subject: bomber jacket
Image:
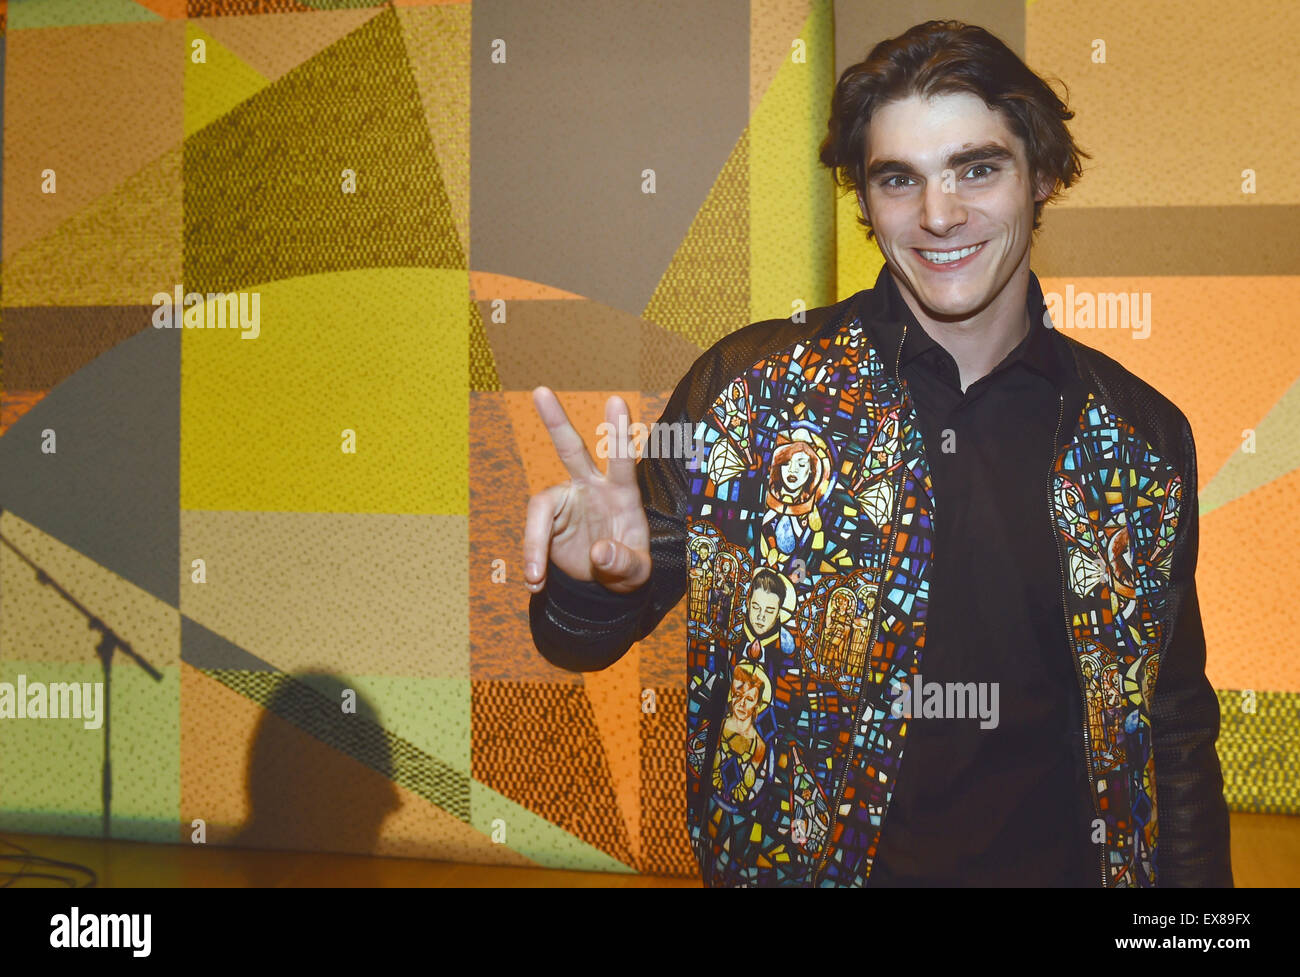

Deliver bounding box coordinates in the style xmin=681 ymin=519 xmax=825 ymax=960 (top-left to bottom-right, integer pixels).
xmin=529 ymin=264 xmax=1233 ymax=888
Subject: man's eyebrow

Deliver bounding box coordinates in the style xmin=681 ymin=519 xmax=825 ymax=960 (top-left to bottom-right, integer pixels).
xmin=865 ymin=142 xmax=1017 ymax=181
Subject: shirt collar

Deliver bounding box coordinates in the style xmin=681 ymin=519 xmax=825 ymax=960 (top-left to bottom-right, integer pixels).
xmin=857 ymin=262 xmax=1072 ymax=390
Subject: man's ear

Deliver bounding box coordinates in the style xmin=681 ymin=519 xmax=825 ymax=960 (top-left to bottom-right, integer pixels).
xmin=1033 ymin=171 xmax=1055 ymax=203
xmin=856 ymin=189 xmax=869 ymax=222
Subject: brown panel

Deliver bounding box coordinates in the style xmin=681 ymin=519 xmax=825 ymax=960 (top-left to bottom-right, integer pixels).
xmin=481 ymin=298 xmax=643 ymax=391
xmin=2 ymin=306 xmax=153 ymax=393
xmin=1035 ymin=206 xmax=1300 ymax=277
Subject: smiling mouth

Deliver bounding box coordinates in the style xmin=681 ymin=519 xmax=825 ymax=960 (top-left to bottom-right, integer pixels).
xmin=914 ymin=241 xmax=986 ymax=265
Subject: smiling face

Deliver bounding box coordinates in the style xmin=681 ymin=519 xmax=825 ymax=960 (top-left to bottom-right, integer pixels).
xmin=856 ymin=91 xmax=1051 ymax=323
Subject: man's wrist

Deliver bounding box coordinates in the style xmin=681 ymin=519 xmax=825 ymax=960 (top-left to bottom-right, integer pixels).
xmin=542 ymin=558 xmax=653 ymax=622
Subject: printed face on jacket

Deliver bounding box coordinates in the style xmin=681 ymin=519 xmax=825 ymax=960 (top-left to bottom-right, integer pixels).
xmin=856 ymin=90 xmax=1051 ymax=326
xmin=782 ymin=451 xmax=812 ymax=492
xmin=748 ymin=587 xmax=782 ymax=638
xmin=729 ymin=667 xmax=767 ymax=724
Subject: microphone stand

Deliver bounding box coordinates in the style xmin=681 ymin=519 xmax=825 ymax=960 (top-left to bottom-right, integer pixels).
xmin=0 ymin=504 xmax=164 ymax=838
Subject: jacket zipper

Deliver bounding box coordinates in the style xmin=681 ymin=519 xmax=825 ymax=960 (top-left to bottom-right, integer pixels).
xmin=1047 ymin=390 xmax=1109 ymax=888
xmin=810 ymin=323 xmax=908 ymax=887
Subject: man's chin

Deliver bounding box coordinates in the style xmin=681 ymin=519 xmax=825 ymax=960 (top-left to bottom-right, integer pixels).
xmin=900 ymin=270 xmax=998 ymax=315
xmin=910 ymin=290 xmax=990 ymax=320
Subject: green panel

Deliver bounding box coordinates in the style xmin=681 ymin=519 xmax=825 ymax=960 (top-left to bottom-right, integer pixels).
xmin=0 ymin=660 xmax=179 ymax=842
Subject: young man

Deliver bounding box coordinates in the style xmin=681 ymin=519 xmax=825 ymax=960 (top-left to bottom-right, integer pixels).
xmin=523 ymin=20 xmax=1232 ymax=888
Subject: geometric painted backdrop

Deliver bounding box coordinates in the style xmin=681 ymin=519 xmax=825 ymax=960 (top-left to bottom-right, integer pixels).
xmin=0 ymin=0 xmax=1294 ymax=880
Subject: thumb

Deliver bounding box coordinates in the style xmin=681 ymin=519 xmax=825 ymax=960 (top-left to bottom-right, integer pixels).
xmin=591 ymin=539 xmax=648 ymax=589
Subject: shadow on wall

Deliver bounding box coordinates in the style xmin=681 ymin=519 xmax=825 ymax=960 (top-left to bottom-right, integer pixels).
xmin=229 ymin=671 xmax=402 ymax=885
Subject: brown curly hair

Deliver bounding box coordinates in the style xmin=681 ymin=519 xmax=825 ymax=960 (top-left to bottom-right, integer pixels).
xmin=818 ymin=20 xmax=1089 ymax=240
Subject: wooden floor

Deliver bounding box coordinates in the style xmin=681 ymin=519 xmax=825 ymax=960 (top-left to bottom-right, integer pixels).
xmin=2 ymin=812 xmax=1295 ymax=887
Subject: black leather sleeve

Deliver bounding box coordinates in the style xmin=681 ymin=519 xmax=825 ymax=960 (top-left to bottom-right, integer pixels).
xmin=1149 ymin=412 xmax=1234 ymax=887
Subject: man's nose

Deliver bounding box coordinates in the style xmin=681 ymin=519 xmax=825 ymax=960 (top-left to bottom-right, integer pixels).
xmin=921 ymin=176 xmax=967 ymax=233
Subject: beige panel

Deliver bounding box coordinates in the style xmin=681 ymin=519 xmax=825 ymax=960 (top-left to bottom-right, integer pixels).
xmin=178 ymin=511 xmax=466 ymax=679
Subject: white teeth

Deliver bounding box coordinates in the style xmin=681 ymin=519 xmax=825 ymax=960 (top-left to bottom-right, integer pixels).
xmin=919 ymin=243 xmax=982 ymax=264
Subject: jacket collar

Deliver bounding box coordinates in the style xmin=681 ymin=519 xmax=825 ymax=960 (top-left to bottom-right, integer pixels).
xmin=854 ymin=261 xmax=1074 ymax=391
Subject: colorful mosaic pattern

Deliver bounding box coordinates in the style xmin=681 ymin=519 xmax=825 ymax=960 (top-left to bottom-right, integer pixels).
xmin=684 ymin=313 xmax=936 ymax=887
xmin=1054 ymin=393 xmax=1185 ymax=887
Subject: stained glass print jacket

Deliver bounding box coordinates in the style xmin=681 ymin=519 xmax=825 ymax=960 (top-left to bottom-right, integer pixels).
xmin=528 ymin=266 xmax=1233 ymax=888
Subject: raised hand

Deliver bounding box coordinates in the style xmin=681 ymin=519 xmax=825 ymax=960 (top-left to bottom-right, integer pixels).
xmin=522 ymin=386 xmax=652 ymax=594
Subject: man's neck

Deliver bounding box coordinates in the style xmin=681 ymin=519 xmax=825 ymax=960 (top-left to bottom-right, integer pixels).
xmin=890 ymin=264 xmax=1033 ymax=393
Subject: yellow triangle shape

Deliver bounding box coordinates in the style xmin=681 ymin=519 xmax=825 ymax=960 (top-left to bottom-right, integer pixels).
xmin=642 ymin=130 xmax=750 ymax=352
xmin=185 ymin=23 xmax=270 ymax=139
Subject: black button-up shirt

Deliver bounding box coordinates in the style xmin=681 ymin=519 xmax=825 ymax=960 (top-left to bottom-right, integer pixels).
xmin=865 ymin=269 xmax=1100 ymax=887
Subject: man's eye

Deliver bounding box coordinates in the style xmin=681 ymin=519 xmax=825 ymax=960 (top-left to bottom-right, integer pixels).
xmin=965 ymin=164 xmax=997 ymax=179
xmin=880 ymin=175 xmax=912 ymax=189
